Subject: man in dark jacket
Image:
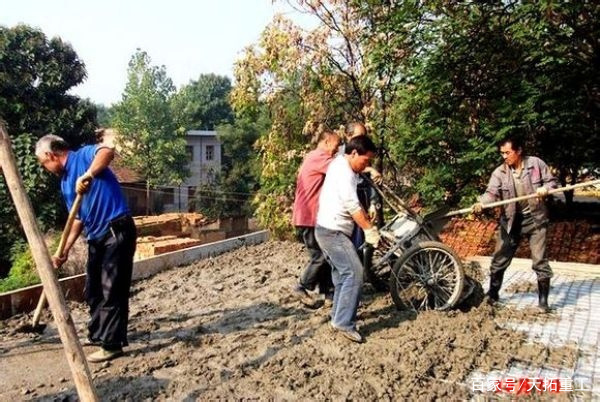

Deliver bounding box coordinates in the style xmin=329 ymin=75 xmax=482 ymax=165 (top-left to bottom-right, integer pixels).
xmin=473 ymin=136 xmax=557 ymax=311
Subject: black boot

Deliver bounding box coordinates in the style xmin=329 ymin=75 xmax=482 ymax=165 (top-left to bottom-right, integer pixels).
xmin=538 ymin=278 xmax=550 ymax=312
xmin=487 ymin=270 xmax=505 ymax=305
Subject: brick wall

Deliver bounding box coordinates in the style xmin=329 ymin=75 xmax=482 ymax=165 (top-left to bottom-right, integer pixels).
xmin=439 ymin=219 xmax=600 ymax=264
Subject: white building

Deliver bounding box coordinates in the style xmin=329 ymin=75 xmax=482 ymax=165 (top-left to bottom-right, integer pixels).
xmin=101 ymin=128 xmax=221 ymax=214
xmin=163 ymin=130 xmax=222 ymax=212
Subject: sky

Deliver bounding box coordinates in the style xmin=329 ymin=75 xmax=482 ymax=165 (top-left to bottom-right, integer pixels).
xmin=1 ymin=0 xmax=312 ymax=106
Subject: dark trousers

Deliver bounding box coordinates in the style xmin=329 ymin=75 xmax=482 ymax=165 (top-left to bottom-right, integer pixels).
xmin=490 ymin=214 xmax=553 ymax=280
xmin=297 ymin=226 xmax=333 ymax=293
xmin=86 ymin=216 xmax=137 ymax=350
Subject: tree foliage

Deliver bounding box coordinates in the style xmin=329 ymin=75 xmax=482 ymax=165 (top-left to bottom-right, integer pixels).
xmin=231 ymin=1 xmax=410 ymax=235
xmin=233 ymin=1 xmax=599 ymax=237
xmin=171 ymin=73 xmax=234 ymax=131
xmin=0 ymin=25 xmax=97 ymax=141
xmin=388 ymin=1 xmax=600 ymax=207
xmin=95 ymin=103 xmax=114 ymax=127
xmin=112 ymin=49 xmax=188 ymax=214
xmin=0 ymin=24 xmax=96 ymax=274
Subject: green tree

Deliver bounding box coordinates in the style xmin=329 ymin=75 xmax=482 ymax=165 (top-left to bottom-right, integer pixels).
xmin=387 ymin=1 xmax=600 ymax=207
xmin=95 ymin=103 xmax=114 ymax=127
xmin=230 ymin=5 xmax=395 ymax=236
xmin=233 ymin=0 xmax=599 ymax=236
xmin=0 ymin=25 xmax=96 ymax=274
xmin=112 ymin=49 xmax=188 ymax=215
xmin=171 ymin=73 xmax=234 ymax=131
xmin=0 ymin=25 xmax=97 ymax=142
xmin=231 ymin=0 xmax=419 ymax=235
xmin=512 ymin=1 xmax=600 ymax=204
xmin=387 ymin=1 xmax=519 ymax=207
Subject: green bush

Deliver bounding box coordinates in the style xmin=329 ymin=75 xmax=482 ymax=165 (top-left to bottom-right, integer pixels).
xmin=0 ymin=236 xmax=60 ymax=293
xmin=0 ymin=242 xmax=40 ymax=292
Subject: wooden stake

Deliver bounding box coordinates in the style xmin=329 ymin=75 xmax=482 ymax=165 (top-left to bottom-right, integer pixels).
xmin=0 ymin=120 xmax=99 ymax=401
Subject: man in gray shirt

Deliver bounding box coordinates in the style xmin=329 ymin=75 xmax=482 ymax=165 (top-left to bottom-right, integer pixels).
xmin=473 ymin=136 xmax=558 ymax=311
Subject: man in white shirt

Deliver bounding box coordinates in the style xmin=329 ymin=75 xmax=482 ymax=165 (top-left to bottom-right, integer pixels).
xmin=315 ymin=135 xmax=380 ymax=343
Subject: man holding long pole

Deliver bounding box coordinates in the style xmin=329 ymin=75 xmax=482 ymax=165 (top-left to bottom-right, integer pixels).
xmin=36 ymin=132 xmax=137 ymax=362
xmin=472 ymin=135 xmax=558 ymax=311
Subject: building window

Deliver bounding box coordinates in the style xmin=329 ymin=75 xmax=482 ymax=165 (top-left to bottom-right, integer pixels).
xmin=205 ymin=145 xmax=214 ymax=161
xmin=186 ymin=145 xmax=194 ymax=162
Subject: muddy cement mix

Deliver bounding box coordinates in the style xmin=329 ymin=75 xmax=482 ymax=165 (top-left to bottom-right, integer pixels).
xmin=0 ymin=241 xmax=577 ymax=400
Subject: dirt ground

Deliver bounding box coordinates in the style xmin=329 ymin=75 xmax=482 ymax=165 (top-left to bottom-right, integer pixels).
xmin=505 ymin=280 xmax=538 ymax=295
xmin=0 ymin=241 xmax=578 ymax=400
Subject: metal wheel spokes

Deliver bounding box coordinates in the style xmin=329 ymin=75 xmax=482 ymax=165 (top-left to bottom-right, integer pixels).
xmin=391 ymin=246 xmax=463 ymax=311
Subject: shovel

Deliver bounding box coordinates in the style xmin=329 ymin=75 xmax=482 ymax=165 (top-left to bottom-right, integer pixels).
xmin=426 ymin=179 xmax=600 ymax=222
xmin=28 ymin=193 xmax=84 ymax=332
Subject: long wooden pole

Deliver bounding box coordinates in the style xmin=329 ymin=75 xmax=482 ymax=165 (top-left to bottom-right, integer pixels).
xmin=444 ymin=179 xmax=600 ymax=218
xmin=0 ymin=121 xmax=99 ymax=402
xmin=32 ymin=193 xmax=84 ymax=328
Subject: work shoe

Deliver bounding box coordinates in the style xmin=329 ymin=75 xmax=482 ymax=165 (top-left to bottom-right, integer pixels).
xmin=329 ymin=322 xmax=363 ymax=343
xmin=293 ymin=284 xmax=317 ymax=307
xmin=87 ymin=348 xmax=124 ymax=363
xmin=81 ymin=337 xmax=101 ymax=347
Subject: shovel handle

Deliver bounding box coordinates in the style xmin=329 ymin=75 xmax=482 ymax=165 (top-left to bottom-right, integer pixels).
xmin=56 ymin=193 xmax=84 ymax=257
xmin=32 ymin=193 xmax=84 ymax=327
xmin=444 ymin=179 xmax=600 ymax=218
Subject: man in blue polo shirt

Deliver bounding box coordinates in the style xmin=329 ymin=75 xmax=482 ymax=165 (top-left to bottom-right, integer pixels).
xmin=36 ymin=132 xmax=137 ymax=363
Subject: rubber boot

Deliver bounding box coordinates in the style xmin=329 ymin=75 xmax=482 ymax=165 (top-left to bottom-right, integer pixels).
xmin=487 ymin=270 xmax=505 ymax=305
xmin=538 ymin=278 xmax=550 ymax=312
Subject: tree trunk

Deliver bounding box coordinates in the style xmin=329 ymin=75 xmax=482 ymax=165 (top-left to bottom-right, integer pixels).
xmin=146 ymin=181 xmax=150 ymax=216
xmin=375 ymin=101 xmax=386 ymax=228
xmin=564 ymin=173 xmax=577 ymax=208
xmin=564 ymin=189 xmax=574 ymax=207
xmin=560 ymin=168 xmax=577 ymax=208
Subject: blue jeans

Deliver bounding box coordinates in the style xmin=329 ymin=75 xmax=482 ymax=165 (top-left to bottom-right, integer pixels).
xmin=315 ymin=226 xmax=364 ymax=331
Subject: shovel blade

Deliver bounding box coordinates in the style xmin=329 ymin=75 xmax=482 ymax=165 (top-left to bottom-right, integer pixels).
xmin=422 ymin=207 xmax=452 ymax=235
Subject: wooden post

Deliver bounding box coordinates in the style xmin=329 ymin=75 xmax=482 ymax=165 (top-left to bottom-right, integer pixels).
xmin=0 ymin=120 xmax=99 ymax=402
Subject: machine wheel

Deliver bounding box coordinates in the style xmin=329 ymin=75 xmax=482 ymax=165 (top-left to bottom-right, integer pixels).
xmin=389 ymin=241 xmax=464 ymax=312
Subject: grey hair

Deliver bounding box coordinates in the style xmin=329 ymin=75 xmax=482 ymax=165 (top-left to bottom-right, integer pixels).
xmin=345 ymin=122 xmax=366 ymax=138
xmin=35 ymin=134 xmax=70 ymax=158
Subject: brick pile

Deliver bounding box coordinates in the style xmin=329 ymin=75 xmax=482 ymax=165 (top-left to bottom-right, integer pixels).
xmin=135 ymin=236 xmax=203 ymax=260
xmin=134 ymin=214 xmax=182 ymax=237
xmin=439 ymin=219 xmax=600 ymax=264
xmin=133 ymin=213 xmax=212 ymax=237
xmin=132 ymin=213 xmax=215 ymax=260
